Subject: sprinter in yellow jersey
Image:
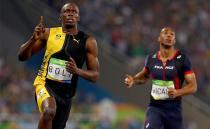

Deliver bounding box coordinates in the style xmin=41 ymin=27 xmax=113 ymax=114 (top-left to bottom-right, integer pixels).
xmin=18 ymin=2 xmax=99 ymax=129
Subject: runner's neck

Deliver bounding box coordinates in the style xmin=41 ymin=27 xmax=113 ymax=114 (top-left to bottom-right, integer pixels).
xmin=159 ymin=48 xmax=176 ymax=62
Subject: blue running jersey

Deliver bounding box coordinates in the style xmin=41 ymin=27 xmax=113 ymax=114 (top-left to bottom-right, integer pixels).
xmin=144 ymin=50 xmax=193 ymax=108
xmin=143 ymin=50 xmax=194 ymax=129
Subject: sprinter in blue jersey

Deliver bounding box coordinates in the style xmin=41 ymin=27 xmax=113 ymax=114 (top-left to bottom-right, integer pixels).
xmin=124 ymin=27 xmax=197 ymax=129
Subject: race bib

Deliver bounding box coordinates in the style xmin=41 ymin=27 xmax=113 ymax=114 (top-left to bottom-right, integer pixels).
xmin=47 ymin=58 xmax=73 ymax=83
xmin=151 ymin=80 xmax=174 ymax=100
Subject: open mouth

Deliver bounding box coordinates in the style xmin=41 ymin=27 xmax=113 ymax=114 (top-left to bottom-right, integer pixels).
xmin=65 ymin=17 xmax=75 ymax=23
xmin=66 ymin=19 xmax=73 ymax=23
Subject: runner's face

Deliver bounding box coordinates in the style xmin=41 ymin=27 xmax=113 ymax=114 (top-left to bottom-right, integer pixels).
xmin=60 ymin=3 xmax=80 ymax=27
xmin=159 ymin=28 xmax=176 ymax=47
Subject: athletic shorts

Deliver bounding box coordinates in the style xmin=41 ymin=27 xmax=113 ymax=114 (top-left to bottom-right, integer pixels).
xmin=34 ymin=78 xmax=72 ymax=129
xmin=144 ymin=106 xmax=183 ymax=129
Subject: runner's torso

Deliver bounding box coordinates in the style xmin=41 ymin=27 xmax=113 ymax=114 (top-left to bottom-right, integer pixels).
xmin=145 ymin=50 xmax=193 ymax=108
xmin=34 ymin=27 xmax=89 ymax=97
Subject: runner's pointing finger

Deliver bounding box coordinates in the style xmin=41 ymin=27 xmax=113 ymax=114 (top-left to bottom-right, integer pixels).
xmin=39 ymin=16 xmax=44 ymax=26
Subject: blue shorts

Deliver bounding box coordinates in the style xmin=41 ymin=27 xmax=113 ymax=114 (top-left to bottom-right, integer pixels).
xmin=144 ymin=106 xmax=183 ymax=129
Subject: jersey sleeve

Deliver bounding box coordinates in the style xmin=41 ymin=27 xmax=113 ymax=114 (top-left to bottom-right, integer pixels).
xmin=183 ymin=56 xmax=194 ymax=75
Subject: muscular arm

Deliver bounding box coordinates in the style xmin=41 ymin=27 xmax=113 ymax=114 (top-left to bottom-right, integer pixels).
xmin=125 ymin=68 xmax=149 ymax=88
xmin=18 ymin=28 xmax=49 ymax=61
xmin=177 ymin=73 xmax=197 ymax=96
xmin=66 ymin=36 xmax=99 ymax=82
xmin=18 ymin=16 xmax=49 ymax=61
xmin=76 ymin=36 xmax=99 ymax=82
xmin=168 ymin=73 xmax=197 ymax=98
xmin=133 ymin=68 xmax=149 ymax=85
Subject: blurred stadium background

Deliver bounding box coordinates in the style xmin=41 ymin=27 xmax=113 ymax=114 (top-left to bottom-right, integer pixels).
xmin=0 ymin=0 xmax=210 ymax=129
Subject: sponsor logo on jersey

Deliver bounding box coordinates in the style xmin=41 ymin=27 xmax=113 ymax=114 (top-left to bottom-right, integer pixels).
xmin=55 ymin=34 xmax=62 ymax=39
xmin=177 ymin=55 xmax=182 ymax=59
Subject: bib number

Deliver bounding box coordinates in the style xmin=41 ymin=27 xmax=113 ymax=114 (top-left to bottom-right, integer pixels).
xmin=151 ymin=80 xmax=174 ymax=100
xmin=47 ymin=58 xmax=72 ymax=83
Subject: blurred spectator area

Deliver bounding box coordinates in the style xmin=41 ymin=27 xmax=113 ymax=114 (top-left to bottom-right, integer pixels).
xmin=1 ymin=0 xmax=210 ymax=129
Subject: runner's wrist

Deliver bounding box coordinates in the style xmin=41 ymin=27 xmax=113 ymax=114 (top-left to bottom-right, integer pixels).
xmin=175 ymin=89 xmax=182 ymax=97
xmin=76 ymin=68 xmax=81 ymax=76
xmin=133 ymin=76 xmax=137 ymax=85
xmin=30 ymin=35 xmax=37 ymax=42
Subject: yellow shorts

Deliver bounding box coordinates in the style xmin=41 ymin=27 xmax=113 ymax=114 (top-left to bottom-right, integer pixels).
xmin=34 ymin=76 xmax=51 ymax=112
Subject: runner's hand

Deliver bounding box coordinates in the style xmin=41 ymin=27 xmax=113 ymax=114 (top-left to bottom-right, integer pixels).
xmin=168 ymin=88 xmax=178 ymax=98
xmin=32 ymin=16 xmax=45 ymax=40
xmin=124 ymin=74 xmax=134 ymax=88
xmin=66 ymin=57 xmax=79 ymax=74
